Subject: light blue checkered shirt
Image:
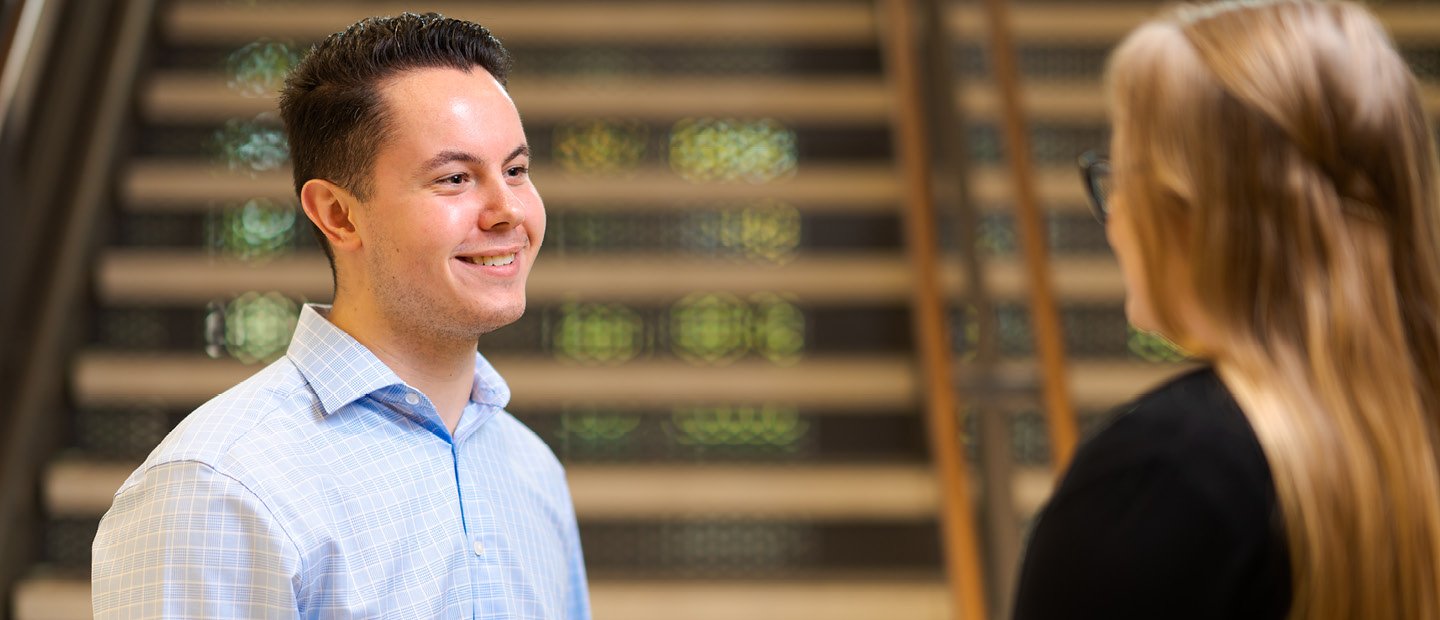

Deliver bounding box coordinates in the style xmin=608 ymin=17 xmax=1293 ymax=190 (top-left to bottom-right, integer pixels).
xmin=92 ymin=304 xmax=590 ymax=619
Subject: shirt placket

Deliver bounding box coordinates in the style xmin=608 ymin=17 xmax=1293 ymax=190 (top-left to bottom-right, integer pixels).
xmin=455 ymin=434 xmax=504 ymax=619
xmin=398 ymin=387 xmax=481 ymax=618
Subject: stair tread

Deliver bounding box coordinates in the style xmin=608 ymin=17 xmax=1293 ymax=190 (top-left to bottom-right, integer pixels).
xmin=122 ymin=159 xmax=1093 ymax=212
xmin=122 ymin=160 xmax=913 ymax=212
xmin=165 ymin=1 xmax=877 ymax=46
xmin=45 ymin=457 xmax=1054 ymax=520
xmin=162 ymin=2 xmax=1440 ymax=45
xmin=72 ymin=350 xmax=1192 ymax=410
xmin=96 ymin=249 xmax=1124 ymax=304
xmin=144 ymin=73 xmax=892 ymax=123
xmin=135 ymin=70 xmax=1440 ymax=132
xmin=15 ymin=575 xmax=952 ymax=620
xmin=948 ymin=3 xmax=1440 ymax=43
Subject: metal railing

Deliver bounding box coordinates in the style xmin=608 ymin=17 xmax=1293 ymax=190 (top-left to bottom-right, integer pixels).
xmin=0 ymin=1 xmax=157 ymax=616
xmin=882 ymin=0 xmax=1079 ymax=616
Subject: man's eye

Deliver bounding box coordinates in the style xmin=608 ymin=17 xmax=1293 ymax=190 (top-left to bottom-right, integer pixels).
xmin=441 ymin=173 xmax=468 ymax=185
xmin=506 ymin=166 xmax=529 ymax=178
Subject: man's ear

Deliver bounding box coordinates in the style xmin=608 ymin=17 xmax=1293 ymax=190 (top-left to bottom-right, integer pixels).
xmin=300 ymin=179 xmax=362 ymax=252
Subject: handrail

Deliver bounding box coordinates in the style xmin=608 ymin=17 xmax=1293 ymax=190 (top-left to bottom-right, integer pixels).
xmin=0 ymin=0 xmax=158 ymax=607
xmin=920 ymin=0 xmax=1024 ymax=612
xmin=879 ymin=0 xmax=989 ymax=618
xmin=0 ymin=0 xmax=60 ymax=342
xmin=979 ymin=0 xmax=1080 ymax=473
xmin=0 ymin=0 xmax=58 ymax=144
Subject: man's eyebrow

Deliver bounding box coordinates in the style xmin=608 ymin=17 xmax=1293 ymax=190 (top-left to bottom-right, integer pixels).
xmin=417 ymin=150 xmax=483 ymax=174
xmin=416 ymin=145 xmax=530 ymax=175
xmin=504 ymin=144 xmax=531 ymax=163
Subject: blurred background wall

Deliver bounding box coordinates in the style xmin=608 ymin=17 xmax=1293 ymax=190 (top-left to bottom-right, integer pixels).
xmin=2 ymin=1 xmax=1438 ymax=619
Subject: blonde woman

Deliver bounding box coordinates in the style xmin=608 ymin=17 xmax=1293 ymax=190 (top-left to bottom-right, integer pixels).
xmin=1013 ymin=1 xmax=1440 ymax=618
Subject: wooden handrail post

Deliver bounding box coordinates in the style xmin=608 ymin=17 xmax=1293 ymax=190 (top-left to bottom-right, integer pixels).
xmin=978 ymin=0 xmax=1080 ymax=473
xmin=879 ymin=0 xmax=989 ymax=618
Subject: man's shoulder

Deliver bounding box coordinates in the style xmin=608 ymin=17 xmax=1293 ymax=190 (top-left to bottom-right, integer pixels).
xmin=492 ymin=410 xmax=562 ymax=462
xmin=122 ymin=356 xmax=318 ymax=492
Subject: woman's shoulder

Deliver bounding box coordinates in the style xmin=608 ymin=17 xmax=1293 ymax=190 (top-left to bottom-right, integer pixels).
xmin=1079 ymin=366 xmax=1266 ymax=476
xmin=1013 ymin=365 xmax=1291 ymax=619
xmin=1052 ymin=364 xmax=1280 ymax=536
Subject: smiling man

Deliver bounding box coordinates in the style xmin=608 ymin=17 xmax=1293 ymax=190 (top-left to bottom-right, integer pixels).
xmin=91 ymin=14 xmax=590 ymax=619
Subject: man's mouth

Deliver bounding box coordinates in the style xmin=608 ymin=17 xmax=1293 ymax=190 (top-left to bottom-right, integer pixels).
xmin=457 ymin=253 xmax=516 ymax=267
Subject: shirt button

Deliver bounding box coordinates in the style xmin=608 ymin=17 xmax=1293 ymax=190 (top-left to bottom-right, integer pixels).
xmin=472 ymin=539 xmax=485 ymax=556
xmin=404 ymin=393 xmax=420 ymax=405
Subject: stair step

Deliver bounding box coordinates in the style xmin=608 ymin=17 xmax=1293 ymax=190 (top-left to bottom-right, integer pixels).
xmin=141 ymin=72 xmax=1440 ymax=128
xmin=14 ymin=576 xmax=950 ymax=620
xmin=165 ymin=1 xmax=877 ymax=46
xmin=121 ymin=161 xmax=1091 ymax=213
xmin=72 ymin=354 xmax=915 ymax=410
xmin=72 ymin=351 xmax=1191 ymax=410
xmin=164 ymin=2 xmax=1440 ymax=47
xmin=96 ymin=249 xmax=1123 ymax=305
xmin=964 ymin=81 xmax=1440 ymax=123
xmin=592 ymin=579 xmax=949 ymax=620
xmin=123 ymin=161 xmax=912 ymax=213
xmin=948 ymin=3 xmax=1440 ymax=43
xmin=13 ymin=578 xmax=90 ymax=620
xmin=142 ymin=73 xmax=1096 ymax=124
xmin=145 ymin=74 xmax=892 ymax=124
xmin=44 ymin=457 xmax=1053 ymax=521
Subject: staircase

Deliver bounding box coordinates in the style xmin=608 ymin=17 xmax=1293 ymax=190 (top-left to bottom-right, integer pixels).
xmin=13 ymin=1 xmax=1440 ymax=619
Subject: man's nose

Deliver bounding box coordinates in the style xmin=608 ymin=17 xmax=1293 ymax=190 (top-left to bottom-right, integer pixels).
xmin=477 ymin=180 xmax=524 ymax=231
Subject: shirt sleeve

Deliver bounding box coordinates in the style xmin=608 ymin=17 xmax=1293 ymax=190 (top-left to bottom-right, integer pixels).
xmin=558 ymin=470 xmax=592 ymax=620
xmin=91 ymin=460 xmax=302 ymax=619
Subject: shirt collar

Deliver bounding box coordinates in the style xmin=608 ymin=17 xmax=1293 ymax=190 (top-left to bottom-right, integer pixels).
xmin=287 ymin=304 xmax=405 ymax=415
xmin=287 ymin=304 xmax=513 ymax=415
xmin=470 ymin=351 xmax=512 ymax=410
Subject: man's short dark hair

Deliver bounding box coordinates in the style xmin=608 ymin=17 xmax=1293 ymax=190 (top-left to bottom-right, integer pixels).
xmin=278 ymin=12 xmax=512 ymax=276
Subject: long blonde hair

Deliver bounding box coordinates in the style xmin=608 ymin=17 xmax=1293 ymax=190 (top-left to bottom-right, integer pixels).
xmin=1107 ymin=1 xmax=1440 ymax=617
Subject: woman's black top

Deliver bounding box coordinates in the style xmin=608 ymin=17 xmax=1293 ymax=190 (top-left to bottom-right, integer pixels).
xmin=1013 ymin=366 xmax=1292 ymax=619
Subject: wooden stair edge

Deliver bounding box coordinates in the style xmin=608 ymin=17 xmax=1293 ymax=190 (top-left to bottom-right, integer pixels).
xmin=141 ymin=68 xmax=1440 ymax=126
xmin=15 ymin=576 xmax=950 ymax=620
xmin=143 ymin=73 xmax=894 ymax=123
xmin=12 ymin=578 xmax=92 ymax=620
xmin=948 ymin=3 xmax=1440 ymax=42
xmin=94 ymin=249 xmax=1125 ymax=305
xmin=119 ymin=159 xmax=1096 ymax=212
xmin=161 ymin=2 xmax=1440 ymax=45
xmin=70 ymin=348 xmax=1190 ymax=411
xmin=44 ymin=458 xmax=1056 ymax=521
xmin=164 ymin=2 xmax=877 ymax=46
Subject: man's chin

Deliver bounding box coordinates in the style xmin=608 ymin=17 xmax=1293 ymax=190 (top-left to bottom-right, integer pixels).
xmin=462 ymin=299 xmax=527 ymax=338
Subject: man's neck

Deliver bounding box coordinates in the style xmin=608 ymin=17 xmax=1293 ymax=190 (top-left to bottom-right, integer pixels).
xmin=326 ymin=301 xmax=475 ymax=434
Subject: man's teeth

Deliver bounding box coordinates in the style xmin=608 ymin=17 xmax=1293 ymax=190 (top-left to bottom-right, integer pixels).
xmin=460 ymin=253 xmax=516 ymax=266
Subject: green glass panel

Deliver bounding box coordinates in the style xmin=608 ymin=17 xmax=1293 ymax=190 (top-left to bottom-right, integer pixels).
xmin=670 ymin=293 xmax=752 ymax=365
xmin=207 ymin=198 xmax=298 ymax=261
xmin=749 ymin=292 xmax=805 ymax=365
xmin=669 ymin=118 xmax=797 ymax=183
xmin=559 ymin=409 xmax=643 ymax=444
xmin=214 ymin=115 xmax=289 ymax=174
xmin=553 ymin=301 xmax=646 ymax=365
xmin=227 ymin=40 xmax=301 ymax=97
xmin=1127 ymin=325 xmax=1190 ymax=363
xmin=666 ymin=404 xmax=808 ymax=449
xmin=224 ymin=291 xmax=300 ymax=364
xmin=554 ymin=119 xmax=649 ymax=175
xmin=954 ymin=303 xmax=980 ymax=362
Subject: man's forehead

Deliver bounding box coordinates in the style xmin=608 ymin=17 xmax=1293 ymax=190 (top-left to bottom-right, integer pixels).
xmin=373 ymin=65 xmax=518 ymax=133
xmin=377 ymin=64 xmax=507 ymax=100
xmin=368 ymin=65 xmax=525 ymax=167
